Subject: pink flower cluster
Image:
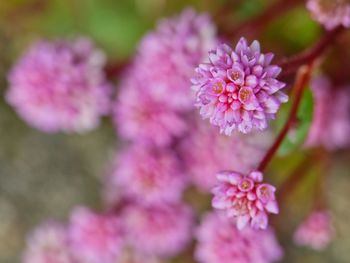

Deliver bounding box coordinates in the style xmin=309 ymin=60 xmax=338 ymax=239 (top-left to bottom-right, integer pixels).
xmin=113 ymin=8 xmax=217 ymax=146
xmin=108 ymin=145 xmax=186 ymax=205
xmin=22 ymin=222 xmax=74 ymax=263
xmin=180 ymin=120 xmax=271 ymax=192
xmin=22 ymin=207 xmax=172 ymax=263
xmin=195 ymin=213 xmax=283 ymax=263
xmin=114 ymin=72 xmax=188 ymax=147
xmin=68 ymin=207 xmax=124 ymax=263
xmin=21 ymin=9 xmax=290 ymax=263
xmin=192 ymin=38 xmax=287 ymax=135
xmin=294 ymin=210 xmax=334 ymax=250
xmin=136 ymin=8 xmax=217 ymax=110
xmin=307 ymin=0 xmax=350 ymax=30
xmin=7 ymin=38 xmax=111 ymax=133
xmin=305 ymin=76 xmax=350 ymax=150
xmin=212 ymin=170 xmax=279 ymax=230
xmin=121 ymin=203 xmax=194 ymax=257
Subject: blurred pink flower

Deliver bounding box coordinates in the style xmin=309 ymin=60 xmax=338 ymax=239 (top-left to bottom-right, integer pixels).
xmin=305 ymin=76 xmax=350 ymax=150
xmin=294 ymin=210 xmax=334 ymax=250
xmin=192 ymin=38 xmax=287 ymax=135
xmin=180 ymin=120 xmax=271 ymax=192
xmin=23 ymin=221 xmax=75 ymax=263
xmin=307 ymin=0 xmax=350 ymax=30
xmin=114 ymin=71 xmax=188 ymax=147
xmin=108 ymin=145 xmax=187 ymax=205
xmin=195 ymin=212 xmax=283 ymax=263
xmin=68 ymin=207 xmax=123 ymax=263
xmin=136 ymin=8 xmax=217 ymax=110
xmin=121 ymin=203 xmax=194 ymax=258
xmin=7 ymin=38 xmax=112 ymax=133
xmin=212 ymin=170 xmax=279 ymax=230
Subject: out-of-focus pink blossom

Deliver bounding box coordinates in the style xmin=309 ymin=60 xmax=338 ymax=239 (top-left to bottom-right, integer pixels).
xmin=68 ymin=207 xmax=123 ymax=263
xmin=22 ymin=221 xmax=75 ymax=263
xmin=212 ymin=170 xmax=279 ymax=230
xmin=7 ymin=39 xmax=112 ymax=133
xmin=305 ymin=76 xmax=350 ymax=150
xmin=121 ymin=203 xmax=194 ymax=258
xmin=108 ymin=145 xmax=187 ymax=205
xmin=114 ymin=72 xmax=188 ymax=147
xmin=294 ymin=210 xmax=334 ymax=250
xmin=192 ymin=38 xmax=287 ymax=135
xmin=307 ymin=0 xmax=350 ymax=30
xmin=195 ymin=212 xmax=283 ymax=263
xmin=136 ymin=8 xmax=217 ymax=110
xmin=180 ymin=120 xmax=271 ymax=192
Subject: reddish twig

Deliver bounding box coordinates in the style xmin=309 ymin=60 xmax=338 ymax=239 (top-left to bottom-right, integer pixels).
xmin=257 ymin=64 xmax=314 ymax=172
xmin=279 ymin=26 xmax=345 ymax=76
xmin=104 ymin=61 xmax=128 ymax=80
xmin=222 ymin=0 xmax=303 ymax=39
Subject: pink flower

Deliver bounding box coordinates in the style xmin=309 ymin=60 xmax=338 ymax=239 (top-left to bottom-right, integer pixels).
xmin=307 ymin=0 xmax=350 ymax=30
xmin=180 ymin=120 xmax=272 ymax=192
xmin=114 ymin=70 xmax=188 ymax=147
xmin=121 ymin=203 xmax=194 ymax=258
xmin=7 ymin=38 xmax=112 ymax=133
xmin=192 ymin=38 xmax=287 ymax=135
xmin=305 ymin=76 xmax=350 ymax=150
xmin=294 ymin=210 xmax=334 ymax=250
xmin=212 ymin=170 xmax=279 ymax=230
xmin=68 ymin=207 xmax=124 ymax=263
xmin=22 ymin=221 xmax=75 ymax=263
xmin=136 ymin=8 xmax=217 ymax=110
xmin=195 ymin=212 xmax=283 ymax=263
xmin=107 ymin=145 xmax=187 ymax=205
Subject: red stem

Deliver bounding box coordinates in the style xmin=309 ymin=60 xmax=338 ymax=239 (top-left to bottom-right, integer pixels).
xmin=257 ymin=64 xmax=313 ymax=172
xmin=222 ymin=0 xmax=303 ymax=39
xmin=279 ymin=26 xmax=345 ymax=76
xmin=104 ymin=61 xmax=128 ymax=80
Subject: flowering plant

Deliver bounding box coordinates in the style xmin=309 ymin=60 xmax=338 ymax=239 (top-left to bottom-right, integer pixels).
xmin=2 ymin=1 xmax=350 ymax=262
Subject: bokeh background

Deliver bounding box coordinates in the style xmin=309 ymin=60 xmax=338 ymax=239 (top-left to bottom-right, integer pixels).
xmin=0 ymin=0 xmax=349 ymax=262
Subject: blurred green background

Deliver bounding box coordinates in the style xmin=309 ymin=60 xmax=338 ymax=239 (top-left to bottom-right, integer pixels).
xmin=0 ymin=0 xmax=349 ymax=262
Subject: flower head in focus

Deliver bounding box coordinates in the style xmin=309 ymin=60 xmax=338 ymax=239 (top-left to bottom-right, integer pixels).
xmin=294 ymin=210 xmax=334 ymax=250
xmin=192 ymin=38 xmax=287 ymax=134
xmin=121 ymin=203 xmax=194 ymax=258
xmin=195 ymin=212 xmax=283 ymax=263
xmin=108 ymin=145 xmax=187 ymax=205
xmin=137 ymin=8 xmax=217 ymax=110
xmin=22 ymin=221 xmax=75 ymax=263
xmin=7 ymin=38 xmax=112 ymax=133
xmin=305 ymin=76 xmax=350 ymax=150
xmin=180 ymin=120 xmax=271 ymax=192
xmin=212 ymin=170 xmax=279 ymax=230
xmin=307 ymin=0 xmax=350 ymax=30
xmin=68 ymin=207 xmax=124 ymax=263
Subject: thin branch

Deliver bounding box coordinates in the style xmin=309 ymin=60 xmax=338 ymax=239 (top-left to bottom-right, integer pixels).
xmin=221 ymin=0 xmax=304 ymax=39
xmin=257 ymin=64 xmax=314 ymax=172
xmin=279 ymin=26 xmax=345 ymax=76
xmin=104 ymin=61 xmax=128 ymax=80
